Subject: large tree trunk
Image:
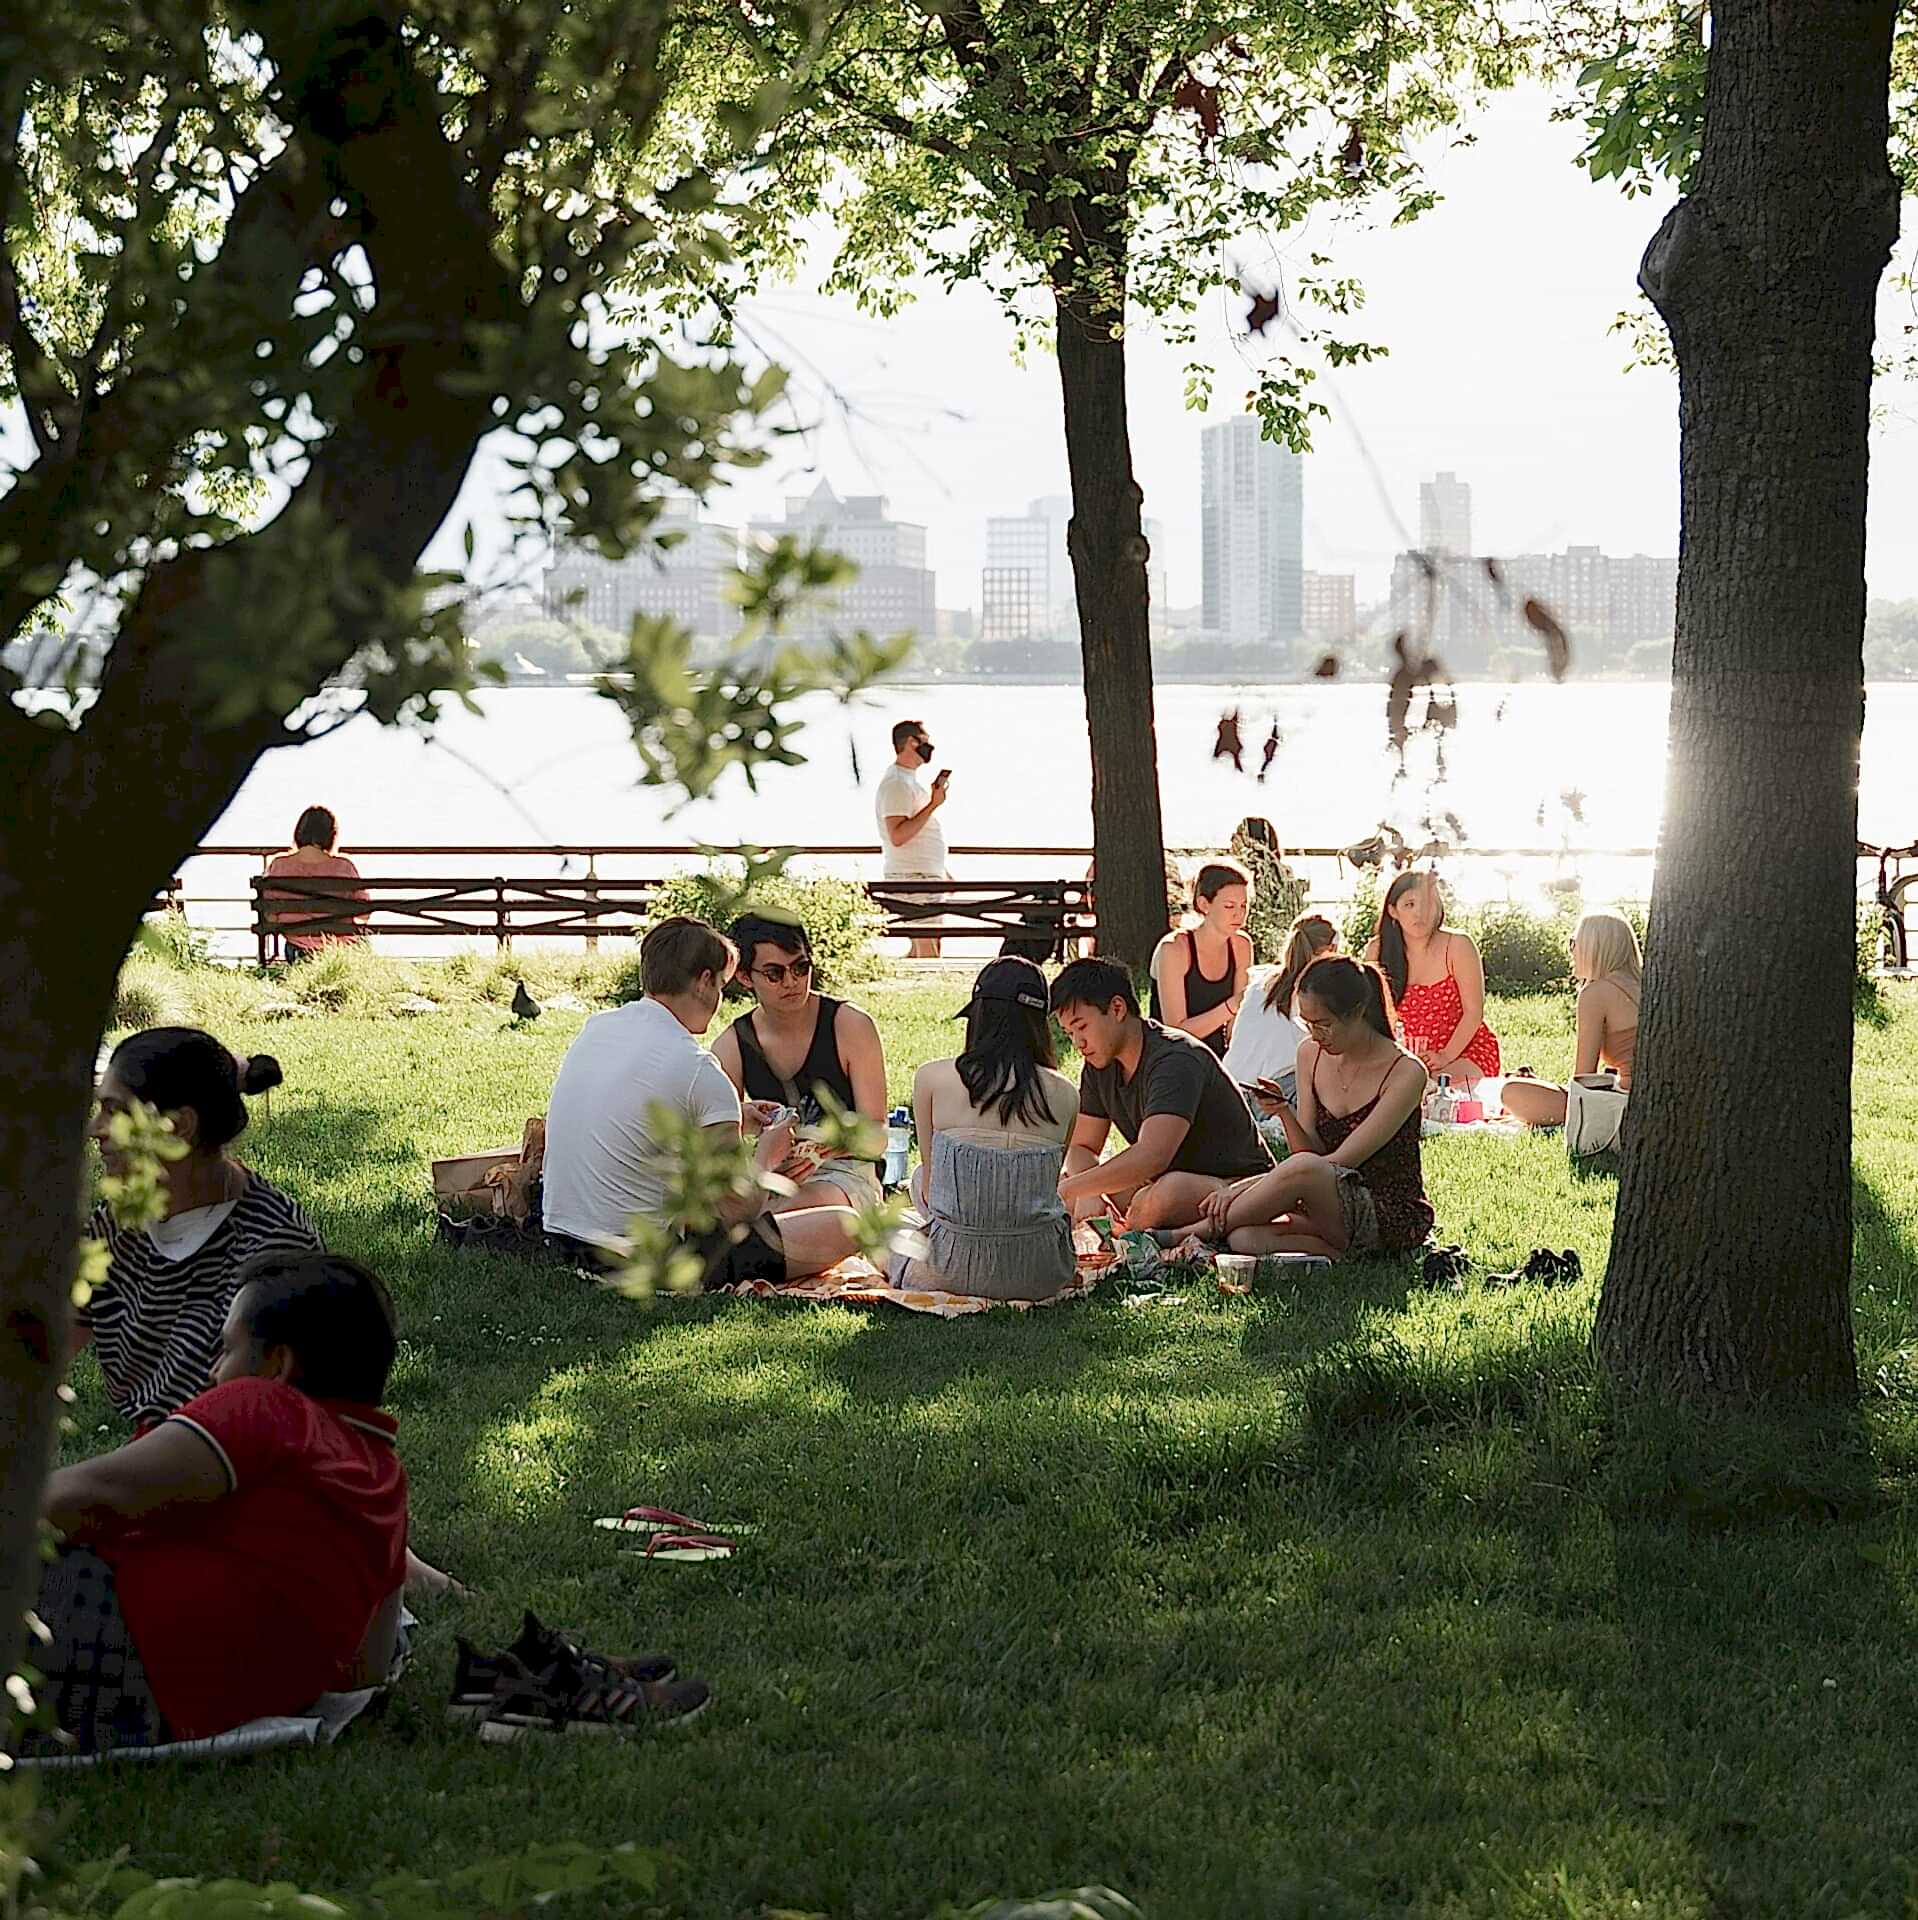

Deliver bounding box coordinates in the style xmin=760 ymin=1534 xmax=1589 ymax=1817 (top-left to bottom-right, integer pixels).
xmin=0 ymin=7 xmax=513 ymax=1653
xmin=1594 ymin=0 xmax=1899 ymax=1404
xmin=0 ymin=824 xmax=134 ymax=1683
xmin=1053 ymin=290 xmax=1169 ymax=973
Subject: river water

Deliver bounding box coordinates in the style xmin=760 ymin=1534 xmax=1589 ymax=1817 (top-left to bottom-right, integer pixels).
xmin=180 ymin=678 xmax=1918 ymax=946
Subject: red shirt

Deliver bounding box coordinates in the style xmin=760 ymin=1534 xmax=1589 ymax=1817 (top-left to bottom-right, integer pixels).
xmin=101 ymin=1378 xmax=408 ymax=1740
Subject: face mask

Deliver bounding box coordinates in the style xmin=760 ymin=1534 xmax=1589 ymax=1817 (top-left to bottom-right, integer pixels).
xmin=918 ymin=742 xmax=936 ymax=766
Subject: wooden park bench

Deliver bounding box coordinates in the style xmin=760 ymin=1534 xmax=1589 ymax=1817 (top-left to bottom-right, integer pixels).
xmin=251 ymin=870 xmax=1098 ymax=961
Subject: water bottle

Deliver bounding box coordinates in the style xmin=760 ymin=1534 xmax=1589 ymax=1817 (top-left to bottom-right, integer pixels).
xmin=1435 ymin=1073 xmax=1455 ymax=1125
xmin=884 ymin=1106 xmax=913 ymax=1188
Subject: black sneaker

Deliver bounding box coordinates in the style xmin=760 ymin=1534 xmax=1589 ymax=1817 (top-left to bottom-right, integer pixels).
xmin=1420 ymin=1244 xmax=1471 ymax=1288
xmin=478 ymin=1648 xmax=710 ymax=1742
xmin=446 ymin=1611 xmax=675 ymax=1724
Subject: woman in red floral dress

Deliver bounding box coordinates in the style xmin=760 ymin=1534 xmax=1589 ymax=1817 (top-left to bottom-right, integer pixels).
xmin=1365 ymin=871 xmax=1501 ymax=1089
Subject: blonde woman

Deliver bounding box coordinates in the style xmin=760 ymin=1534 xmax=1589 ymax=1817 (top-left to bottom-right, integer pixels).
xmin=1502 ymin=909 xmax=1643 ymax=1128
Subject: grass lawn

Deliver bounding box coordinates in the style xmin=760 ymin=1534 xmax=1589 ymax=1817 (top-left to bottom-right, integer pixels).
xmin=47 ymin=971 xmax=1918 ymax=1918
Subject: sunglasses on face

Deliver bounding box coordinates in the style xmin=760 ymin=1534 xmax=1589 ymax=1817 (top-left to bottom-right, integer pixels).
xmin=754 ymin=956 xmax=813 ymax=986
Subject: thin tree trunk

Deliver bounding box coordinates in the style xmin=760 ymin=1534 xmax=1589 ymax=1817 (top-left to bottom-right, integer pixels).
xmin=1595 ymin=0 xmax=1899 ymax=1404
xmin=1053 ymin=289 xmax=1169 ymax=973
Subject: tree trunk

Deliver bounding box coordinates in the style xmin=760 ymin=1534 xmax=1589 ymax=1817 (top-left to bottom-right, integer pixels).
xmin=1594 ymin=0 xmax=1899 ymax=1404
xmin=0 ymin=820 xmax=139 ymax=1681
xmin=1053 ymin=293 xmax=1170 ymax=973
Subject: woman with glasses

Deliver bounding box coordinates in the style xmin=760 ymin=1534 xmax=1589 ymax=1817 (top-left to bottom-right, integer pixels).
xmin=711 ymin=911 xmax=889 ymax=1213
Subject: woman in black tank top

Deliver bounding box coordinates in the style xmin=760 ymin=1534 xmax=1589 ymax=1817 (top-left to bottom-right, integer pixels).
xmin=1150 ymin=862 xmax=1254 ymax=1057
xmin=710 ymin=915 xmax=890 ymax=1199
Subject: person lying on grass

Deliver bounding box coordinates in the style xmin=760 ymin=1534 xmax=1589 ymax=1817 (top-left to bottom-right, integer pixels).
xmin=1050 ymin=957 xmax=1272 ymax=1233
xmin=542 ymin=914 xmax=861 ymax=1287
xmin=1193 ymin=956 xmax=1435 ymax=1262
xmin=21 ymin=1252 xmax=408 ymax=1758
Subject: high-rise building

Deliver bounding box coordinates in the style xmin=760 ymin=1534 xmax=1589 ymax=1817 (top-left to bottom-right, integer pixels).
xmin=1200 ymin=416 xmax=1304 ymax=652
xmin=983 ymin=511 xmax=1055 ymax=641
xmin=1390 ymin=542 xmax=1677 ymax=674
xmin=1302 ymin=571 xmax=1357 ymax=642
xmin=747 ymin=481 xmax=936 ymax=642
xmin=1419 ymin=472 xmax=1472 ymax=557
xmin=1608 ymin=553 xmax=1679 ymax=652
xmin=543 ymin=499 xmax=743 ymax=641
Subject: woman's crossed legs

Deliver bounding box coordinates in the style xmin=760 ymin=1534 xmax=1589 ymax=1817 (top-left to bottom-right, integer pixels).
xmin=1200 ymin=1154 xmax=1351 ymax=1261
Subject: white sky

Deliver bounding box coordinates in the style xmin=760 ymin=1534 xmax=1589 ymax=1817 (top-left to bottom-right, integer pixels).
xmin=518 ymin=79 xmax=1913 ymax=612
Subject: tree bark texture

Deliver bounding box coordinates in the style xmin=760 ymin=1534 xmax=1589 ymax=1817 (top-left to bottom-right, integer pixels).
xmin=1595 ymin=0 xmax=1899 ymax=1404
xmin=1053 ymin=291 xmax=1170 ymax=973
xmin=0 ymin=6 xmax=513 ymax=1659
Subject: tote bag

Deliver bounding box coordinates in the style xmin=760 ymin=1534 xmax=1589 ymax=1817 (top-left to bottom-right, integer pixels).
xmin=1565 ymin=1075 xmax=1629 ymax=1162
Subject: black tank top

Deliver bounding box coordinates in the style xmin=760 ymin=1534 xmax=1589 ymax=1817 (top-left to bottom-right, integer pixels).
xmin=1150 ymin=931 xmax=1235 ymax=1058
xmin=732 ymin=997 xmax=878 ymax=1165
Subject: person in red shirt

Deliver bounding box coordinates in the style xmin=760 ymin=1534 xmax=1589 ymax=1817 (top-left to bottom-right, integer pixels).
xmin=23 ymin=1252 xmax=408 ymax=1754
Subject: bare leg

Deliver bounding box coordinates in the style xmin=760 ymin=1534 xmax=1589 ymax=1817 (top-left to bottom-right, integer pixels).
xmin=1218 ymin=1153 xmax=1346 ymax=1236
xmin=909 ymin=935 xmax=942 ymax=960
xmin=769 ymin=1205 xmax=862 ymax=1279
xmin=1442 ymin=1059 xmax=1488 ymax=1092
xmin=771 ymin=1177 xmax=879 ymax=1214
xmin=1127 ymin=1173 xmax=1230 ymax=1234
xmin=1225 ymin=1221 xmax=1344 ymax=1259
xmin=1501 ymin=1078 xmax=1568 ymax=1127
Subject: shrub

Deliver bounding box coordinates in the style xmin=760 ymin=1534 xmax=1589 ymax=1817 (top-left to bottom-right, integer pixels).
xmin=618 ymin=862 xmax=883 ymax=1001
xmin=1341 ymin=875 xmax=1380 ymax=955
xmin=135 ymin=908 xmax=211 ymax=970
xmin=1468 ymin=903 xmax=1574 ymax=995
xmin=109 ymin=955 xmax=186 ymax=1033
xmin=1226 ymin=835 xmax=1308 ymax=965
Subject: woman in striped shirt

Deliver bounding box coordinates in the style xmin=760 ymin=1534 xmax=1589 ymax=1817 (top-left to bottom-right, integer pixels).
xmin=82 ymin=1029 xmax=319 ymax=1428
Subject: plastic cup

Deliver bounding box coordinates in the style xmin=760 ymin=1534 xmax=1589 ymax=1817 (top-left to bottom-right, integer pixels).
xmin=1216 ymin=1252 xmax=1258 ymax=1284
xmin=1454 ymin=1098 xmax=1483 ymax=1125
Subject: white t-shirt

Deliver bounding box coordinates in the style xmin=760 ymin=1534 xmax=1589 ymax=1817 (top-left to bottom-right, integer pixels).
xmin=542 ymin=997 xmax=742 ymax=1253
xmin=874 ymin=762 xmax=948 ymax=878
xmin=1221 ymin=969 xmax=1305 ymax=1089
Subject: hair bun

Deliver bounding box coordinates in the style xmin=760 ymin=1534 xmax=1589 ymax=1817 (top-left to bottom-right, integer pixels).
xmin=240 ymin=1054 xmax=284 ymax=1097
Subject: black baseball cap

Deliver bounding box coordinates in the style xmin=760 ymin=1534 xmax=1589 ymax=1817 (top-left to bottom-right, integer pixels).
xmin=954 ymin=956 xmax=1050 ymax=1018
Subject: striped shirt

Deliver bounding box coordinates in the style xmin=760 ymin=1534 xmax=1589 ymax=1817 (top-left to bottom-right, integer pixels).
xmin=84 ymin=1174 xmax=321 ymax=1425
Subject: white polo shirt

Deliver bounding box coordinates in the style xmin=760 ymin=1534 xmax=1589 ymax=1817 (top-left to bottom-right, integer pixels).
xmin=542 ymin=997 xmax=741 ymax=1252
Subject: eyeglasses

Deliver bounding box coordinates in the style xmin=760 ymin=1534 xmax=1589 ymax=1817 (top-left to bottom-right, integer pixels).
xmin=753 ymin=956 xmax=813 ymax=986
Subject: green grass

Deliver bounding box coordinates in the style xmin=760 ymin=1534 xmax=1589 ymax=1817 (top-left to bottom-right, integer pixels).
xmin=49 ymin=972 xmax=1918 ymax=1919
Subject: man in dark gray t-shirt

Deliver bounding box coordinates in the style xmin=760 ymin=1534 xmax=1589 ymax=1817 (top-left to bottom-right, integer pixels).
xmin=1051 ymin=958 xmax=1271 ymax=1232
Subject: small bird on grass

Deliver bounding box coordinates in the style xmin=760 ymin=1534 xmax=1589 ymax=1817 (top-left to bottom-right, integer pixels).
xmin=510 ymin=980 xmax=541 ymax=1025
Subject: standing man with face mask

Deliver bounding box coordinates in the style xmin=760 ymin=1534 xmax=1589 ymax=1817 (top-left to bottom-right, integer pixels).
xmin=875 ymin=718 xmax=951 ymax=959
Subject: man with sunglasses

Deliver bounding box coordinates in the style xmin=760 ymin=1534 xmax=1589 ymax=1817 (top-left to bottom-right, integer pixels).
xmin=711 ymin=913 xmax=889 ymax=1216
xmin=875 ymin=717 xmax=951 ymax=958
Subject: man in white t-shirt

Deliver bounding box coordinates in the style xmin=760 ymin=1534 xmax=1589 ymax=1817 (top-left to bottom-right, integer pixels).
xmin=541 ymin=916 xmax=859 ymax=1286
xmin=873 ymin=717 xmax=951 ymax=958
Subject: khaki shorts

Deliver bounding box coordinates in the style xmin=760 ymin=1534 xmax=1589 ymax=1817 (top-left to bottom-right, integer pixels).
xmin=803 ymin=1160 xmax=885 ymax=1211
xmin=1331 ymin=1166 xmax=1382 ymax=1258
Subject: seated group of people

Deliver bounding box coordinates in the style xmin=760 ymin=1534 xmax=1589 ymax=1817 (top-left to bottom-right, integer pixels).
xmin=35 ymin=867 xmax=1641 ymax=1759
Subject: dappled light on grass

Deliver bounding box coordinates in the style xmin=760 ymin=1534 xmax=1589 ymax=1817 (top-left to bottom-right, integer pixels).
xmin=49 ymin=975 xmax=1918 ymax=1917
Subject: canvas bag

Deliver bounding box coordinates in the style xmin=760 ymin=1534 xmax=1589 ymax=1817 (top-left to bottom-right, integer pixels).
xmin=1565 ymin=1075 xmax=1628 ymax=1160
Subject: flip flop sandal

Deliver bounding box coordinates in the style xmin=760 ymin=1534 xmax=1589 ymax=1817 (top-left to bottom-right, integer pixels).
xmin=625 ymin=1531 xmax=738 ymax=1563
xmin=596 ymin=1506 xmax=755 ymax=1537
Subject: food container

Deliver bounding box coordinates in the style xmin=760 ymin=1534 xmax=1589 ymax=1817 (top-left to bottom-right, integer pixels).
xmin=1257 ymin=1252 xmax=1332 ymax=1280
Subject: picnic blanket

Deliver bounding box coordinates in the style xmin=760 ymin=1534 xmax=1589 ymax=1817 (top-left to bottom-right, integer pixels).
xmin=12 ymin=1686 xmax=383 ymax=1771
xmin=711 ymin=1253 xmax=1108 ymax=1317
xmin=12 ymin=1610 xmax=414 ymax=1771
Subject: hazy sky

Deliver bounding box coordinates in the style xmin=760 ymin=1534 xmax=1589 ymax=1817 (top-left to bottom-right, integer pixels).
xmin=483 ymin=78 xmax=1907 ymax=612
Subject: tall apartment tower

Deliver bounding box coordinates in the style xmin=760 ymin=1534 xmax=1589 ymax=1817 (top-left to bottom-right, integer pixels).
xmin=1199 ymin=416 xmax=1304 ymax=652
xmin=1419 ymin=471 xmax=1472 ymax=557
